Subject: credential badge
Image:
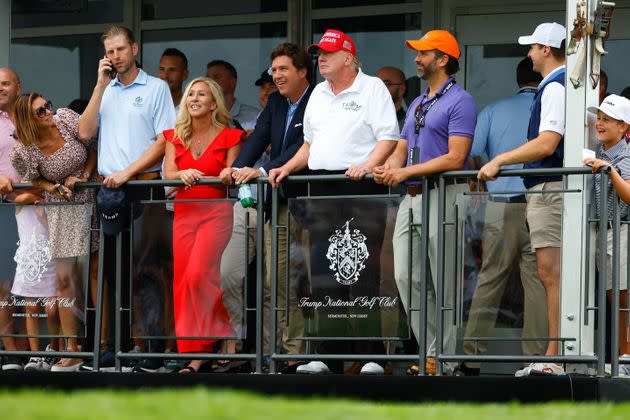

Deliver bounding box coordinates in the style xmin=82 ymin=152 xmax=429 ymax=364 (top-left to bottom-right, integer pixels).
xmin=326 ymin=218 xmax=369 ymax=285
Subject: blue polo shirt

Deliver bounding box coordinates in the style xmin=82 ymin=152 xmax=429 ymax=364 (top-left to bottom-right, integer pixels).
xmin=471 ymin=87 xmax=537 ymax=195
xmin=97 ymin=69 xmax=176 ymax=176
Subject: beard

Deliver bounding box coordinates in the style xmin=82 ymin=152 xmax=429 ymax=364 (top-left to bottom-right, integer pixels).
xmin=417 ymin=59 xmax=438 ymax=81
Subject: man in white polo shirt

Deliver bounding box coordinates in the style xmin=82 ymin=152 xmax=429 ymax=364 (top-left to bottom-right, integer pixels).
xmin=269 ymin=29 xmax=398 ymax=375
xmin=79 ymin=25 xmax=176 ymax=372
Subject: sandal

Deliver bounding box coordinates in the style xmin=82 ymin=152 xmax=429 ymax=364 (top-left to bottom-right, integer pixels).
xmin=178 ymin=365 xmax=198 ymax=373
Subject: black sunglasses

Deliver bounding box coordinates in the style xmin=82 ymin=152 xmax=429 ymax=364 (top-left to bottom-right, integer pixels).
xmin=35 ymin=100 xmax=53 ymax=118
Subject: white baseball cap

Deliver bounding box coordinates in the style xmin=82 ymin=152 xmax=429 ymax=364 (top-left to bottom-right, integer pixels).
xmin=588 ymin=94 xmax=630 ymax=124
xmin=518 ymin=22 xmax=566 ymax=48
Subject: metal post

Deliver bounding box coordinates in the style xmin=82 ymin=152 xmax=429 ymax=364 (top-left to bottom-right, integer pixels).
xmin=418 ymin=177 xmax=430 ymax=375
xmin=255 ymin=180 xmax=265 ymax=373
xmin=114 ymin=230 xmax=122 ymax=372
xmin=435 ymin=176 xmax=446 ymax=376
xmin=91 ymin=229 xmax=106 ymax=372
xmin=269 ymin=185 xmax=279 ymax=374
xmin=596 ymin=170 xmax=608 ymax=376
xmin=611 ymin=188 xmax=620 ymax=377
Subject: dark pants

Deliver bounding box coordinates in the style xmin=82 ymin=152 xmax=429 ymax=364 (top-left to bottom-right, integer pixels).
xmin=302 ymin=171 xmax=388 ymax=373
xmin=102 ymin=185 xmax=172 ymax=353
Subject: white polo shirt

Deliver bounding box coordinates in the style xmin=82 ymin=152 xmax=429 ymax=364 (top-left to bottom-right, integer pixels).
xmin=303 ymin=69 xmax=399 ymax=170
xmin=539 ymin=65 xmax=565 ymax=136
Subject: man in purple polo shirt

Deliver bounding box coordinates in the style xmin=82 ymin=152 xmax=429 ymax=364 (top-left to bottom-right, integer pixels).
xmin=374 ymin=30 xmax=477 ymax=375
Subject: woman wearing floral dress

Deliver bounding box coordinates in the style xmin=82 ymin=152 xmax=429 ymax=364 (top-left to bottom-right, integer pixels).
xmin=11 ymin=93 xmax=98 ymax=371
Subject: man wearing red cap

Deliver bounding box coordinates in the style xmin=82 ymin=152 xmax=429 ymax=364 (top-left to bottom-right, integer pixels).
xmin=374 ymin=30 xmax=477 ymax=375
xmin=269 ymin=29 xmax=399 ymax=375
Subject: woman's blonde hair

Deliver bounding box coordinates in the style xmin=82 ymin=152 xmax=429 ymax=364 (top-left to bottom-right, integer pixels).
xmin=174 ymin=77 xmax=232 ymax=149
xmin=14 ymin=92 xmax=43 ymax=147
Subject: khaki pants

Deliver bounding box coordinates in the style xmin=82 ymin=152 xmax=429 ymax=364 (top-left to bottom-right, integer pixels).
xmin=263 ymin=203 xmax=305 ymax=355
xmin=220 ymin=202 xmax=257 ymax=338
xmin=393 ymin=184 xmax=468 ymax=358
xmin=463 ymin=200 xmax=548 ymax=367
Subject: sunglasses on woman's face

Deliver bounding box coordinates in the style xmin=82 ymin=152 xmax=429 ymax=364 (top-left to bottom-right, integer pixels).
xmin=35 ymin=100 xmax=53 ymax=118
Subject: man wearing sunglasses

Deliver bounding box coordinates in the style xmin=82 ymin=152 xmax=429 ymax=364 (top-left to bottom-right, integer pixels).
xmin=373 ymin=30 xmax=477 ymax=375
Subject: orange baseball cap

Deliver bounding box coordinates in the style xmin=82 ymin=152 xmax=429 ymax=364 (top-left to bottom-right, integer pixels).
xmin=406 ymin=30 xmax=460 ymax=59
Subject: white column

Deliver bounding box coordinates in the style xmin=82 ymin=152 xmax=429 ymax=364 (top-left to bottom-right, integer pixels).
xmin=562 ymin=0 xmax=598 ymax=369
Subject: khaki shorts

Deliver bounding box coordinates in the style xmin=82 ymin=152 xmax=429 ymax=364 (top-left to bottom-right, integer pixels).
xmin=526 ymin=181 xmax=563 ymax=250
xmin=596 ymin=224 xmax=629 ymax=291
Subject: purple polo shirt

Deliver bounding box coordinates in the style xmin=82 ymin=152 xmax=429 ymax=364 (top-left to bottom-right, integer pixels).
xmin=401 ymin=78 xmax=477 ymax=184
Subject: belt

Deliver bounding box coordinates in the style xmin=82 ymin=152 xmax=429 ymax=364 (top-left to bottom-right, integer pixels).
xmin=97 ymin=171 xmax=161 ymax=183
xmin=406 ymin=178 xmax=467 ymax=197
xmin=488 ymin=194 xmax=527 ymax=204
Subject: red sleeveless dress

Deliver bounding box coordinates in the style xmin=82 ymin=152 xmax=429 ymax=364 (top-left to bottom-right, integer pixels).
xmin=164 ymin=127 xmax=244 ymax=353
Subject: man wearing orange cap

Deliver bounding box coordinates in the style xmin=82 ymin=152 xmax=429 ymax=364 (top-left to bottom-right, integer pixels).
xmin=269 ymin=29 xmax=399 ymax=375
xmin=374 ymin=30 xmax=477 ymax=375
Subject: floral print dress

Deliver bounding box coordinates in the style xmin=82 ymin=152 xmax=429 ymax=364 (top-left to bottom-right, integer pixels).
xmin=10 ymin=108 xmax=98 ymax=258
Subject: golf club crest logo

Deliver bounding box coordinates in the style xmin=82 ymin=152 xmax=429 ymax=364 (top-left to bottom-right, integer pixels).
xmin=326 ymin=218 xmax=369 ymax=285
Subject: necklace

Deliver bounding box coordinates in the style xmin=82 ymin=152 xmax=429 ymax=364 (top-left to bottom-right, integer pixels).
xmin=193 ymin=137 xmax=203 ymax=158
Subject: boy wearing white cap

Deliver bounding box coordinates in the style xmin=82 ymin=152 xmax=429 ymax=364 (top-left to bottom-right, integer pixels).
xmin=478 ymin=22 xmax=566 ymax=376
xmin=584 ymin=94 xmax=630 ymax=376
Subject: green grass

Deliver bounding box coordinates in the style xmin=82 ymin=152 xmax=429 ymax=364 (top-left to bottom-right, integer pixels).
xmin=0 ymin=388 xmax=629 ymax=419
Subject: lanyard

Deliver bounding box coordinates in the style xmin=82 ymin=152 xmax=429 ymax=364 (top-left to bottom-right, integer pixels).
xmin=414 ymin=80 xmax=455 ymax=134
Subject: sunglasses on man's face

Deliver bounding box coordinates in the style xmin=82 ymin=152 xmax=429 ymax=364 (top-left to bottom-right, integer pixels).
xmin=35 ymin=100 xmax=53 ymax=118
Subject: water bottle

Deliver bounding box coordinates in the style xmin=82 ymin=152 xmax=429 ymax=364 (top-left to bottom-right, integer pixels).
xmin=238 ymin=183 xmax=255 ymax=208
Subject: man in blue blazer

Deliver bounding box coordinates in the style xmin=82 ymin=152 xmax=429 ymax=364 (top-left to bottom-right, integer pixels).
xmin=220 ymin=43 xmax=313 ymax=372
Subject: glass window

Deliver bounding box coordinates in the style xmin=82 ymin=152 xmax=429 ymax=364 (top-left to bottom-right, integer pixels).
xmin=465 ymin=44 xmax=530 ymax=112
xmin=313 ymin=0 xmax=418 ymax=7
xmin=11 ymin=0 xmax=123 ymax=29
xmin=601 ymin=39 xmax=630 ymax=96
xmin=142 ymin=23 xmax=287 ymax=109
xmin=142 ymin=0 xmax=287 ymax=20
xmin=312 ymin=13 xmax=422 ymax=97
xmin=10 ymin=35 xmax=101 ymax=110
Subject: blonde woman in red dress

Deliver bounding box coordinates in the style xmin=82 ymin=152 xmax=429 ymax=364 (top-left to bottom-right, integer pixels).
xmin=163 ymin=77 xmax=244 ymax=372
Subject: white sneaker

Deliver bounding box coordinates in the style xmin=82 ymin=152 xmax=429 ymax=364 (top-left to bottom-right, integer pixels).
xmin=359 ymin=362 xmax=384 ymax=375
xmin=295 ymin=361 xmax=331 ymax=375
xmin=515 ymin=362 xmax=565 ymax=377
xmin=24 ymin=357 xmax=42 ymax=372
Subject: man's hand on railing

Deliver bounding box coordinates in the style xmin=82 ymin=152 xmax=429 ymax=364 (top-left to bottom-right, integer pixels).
xmin=478 ymin=161 xmax=501 ymax=181
xmin=345 ymin=165 xmax=370 ymax=181
xmin=372 ymin=164 xmax=389 ymax=184
xmin=268 ymin=167 xmax=289 ymax=188
xmin=103 ymin=170 xmax=132 ymax=188
xmin=219 ymin=168 xmax=236 ymax=185
xmin=378 ymin=167 xmax=408 ymax=187
xmin=233 ymin=167 xmax=263 ymax=185
xmin=0 ymin=175 xmax=13 ymax=194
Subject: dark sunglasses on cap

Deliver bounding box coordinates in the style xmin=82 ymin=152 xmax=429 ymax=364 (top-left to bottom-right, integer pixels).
xmin=35 ymin=100 xmax=53 ymax=118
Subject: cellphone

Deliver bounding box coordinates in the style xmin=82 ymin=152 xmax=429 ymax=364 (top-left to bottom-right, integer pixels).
xmin=56 ymin=185 xmax=70 ymax=202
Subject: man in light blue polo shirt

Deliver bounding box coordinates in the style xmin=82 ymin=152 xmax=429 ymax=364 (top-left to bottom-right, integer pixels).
xmin=80 ymin=26 xmax=175 ymax=184
xmin=461 ymin=58 xmax=548 ymax=375
xmin=78 ymin=25 xmax=175 ymax=372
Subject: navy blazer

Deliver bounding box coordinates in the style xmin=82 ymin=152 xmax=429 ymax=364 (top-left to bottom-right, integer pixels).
xmin=232 ymin=86 xmax=313 ymax=173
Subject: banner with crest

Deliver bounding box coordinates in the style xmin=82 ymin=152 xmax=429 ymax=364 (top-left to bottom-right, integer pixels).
xmin=286 ymin=196 xmax=408 ymax=339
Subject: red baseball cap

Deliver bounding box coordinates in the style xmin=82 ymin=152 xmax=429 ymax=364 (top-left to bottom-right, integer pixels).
xmin=308 ymin=29 xmax=357 ymax=56
xmin=406 ymin=30 xmax=460 ymax=59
